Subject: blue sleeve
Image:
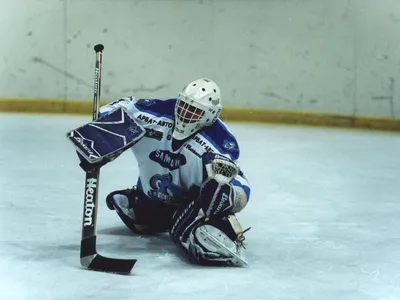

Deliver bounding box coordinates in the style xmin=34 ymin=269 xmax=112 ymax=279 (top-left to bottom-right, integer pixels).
xmin=200 ymin=119 xmax=240 ymax=161
xmin=99 ymin=97 xmax=177 ymax=120
xmin=201 ymin=120 xmax=250 ymax=201
xmin=133 ymin=98 xmax=176 ymax=120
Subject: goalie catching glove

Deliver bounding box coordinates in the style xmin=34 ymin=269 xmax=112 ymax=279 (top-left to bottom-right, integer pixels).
xmin=199 ymin=153 xmax=248 ymax=217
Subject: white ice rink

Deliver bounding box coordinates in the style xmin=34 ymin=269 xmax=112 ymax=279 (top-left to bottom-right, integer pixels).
xmin=1 ymin=113 xmax=400 ymax=300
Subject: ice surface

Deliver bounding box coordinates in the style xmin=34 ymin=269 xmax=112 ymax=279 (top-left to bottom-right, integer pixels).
xmin=1 ymin=113 xmax=400 ymax=300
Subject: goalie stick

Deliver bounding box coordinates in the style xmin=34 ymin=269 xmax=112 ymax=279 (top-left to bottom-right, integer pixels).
xmin=79 ymin=44 xmax=137 ymax=274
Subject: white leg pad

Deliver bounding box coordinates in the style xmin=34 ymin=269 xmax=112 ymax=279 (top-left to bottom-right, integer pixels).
xmin=190 ymin=223 xmax=248 ymax=267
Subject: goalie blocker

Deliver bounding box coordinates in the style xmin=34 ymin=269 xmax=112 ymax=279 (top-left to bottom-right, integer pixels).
xmin=66 ymin=107 xmax=145 ymax=170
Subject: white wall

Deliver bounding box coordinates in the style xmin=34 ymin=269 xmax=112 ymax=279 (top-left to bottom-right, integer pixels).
xmin=1 ymin=0 xmax=399 ymax=118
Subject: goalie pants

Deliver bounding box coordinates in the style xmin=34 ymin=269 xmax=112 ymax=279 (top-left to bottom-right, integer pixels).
xmin=112 ymin=186 xmax=237 ymax=266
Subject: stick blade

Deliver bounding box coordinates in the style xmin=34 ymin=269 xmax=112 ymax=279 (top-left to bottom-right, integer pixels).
xmin=81 ymin=254 xmax=137 ymax=275
xmin=80 ymin=236 xmax=137 ymax=275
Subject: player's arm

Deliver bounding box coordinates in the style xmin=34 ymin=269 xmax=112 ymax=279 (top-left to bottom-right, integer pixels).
xmin=198 ymin=152 xmax=250 ymax=217
xmin=99 ymin=96 xmax=136 ymax=116
xmin=99 ymin=97 xmax=169 ymax=118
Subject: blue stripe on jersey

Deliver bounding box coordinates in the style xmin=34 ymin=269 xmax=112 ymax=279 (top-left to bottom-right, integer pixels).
xmin=200 ymin=120 xmax=240 ymax=161
xmin=134 ymin=98 xmax=176 ymax=120
xmin=232 ymin=178 xmax=251 ymax=200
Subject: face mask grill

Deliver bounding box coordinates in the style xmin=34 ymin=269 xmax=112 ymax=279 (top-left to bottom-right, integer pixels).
xmin=176 ymin=99 xmax=205 ymax=124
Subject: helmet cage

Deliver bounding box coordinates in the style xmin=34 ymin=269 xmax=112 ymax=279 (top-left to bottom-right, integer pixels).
xmin=173 ymin=93 xmax=221 ymax=140
xmin=176 ymin=96 xmax=205 ymax=124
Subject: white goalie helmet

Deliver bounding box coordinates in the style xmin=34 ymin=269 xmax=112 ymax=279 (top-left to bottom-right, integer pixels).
xmin=173 ymin=78 xmax=222 ymax=140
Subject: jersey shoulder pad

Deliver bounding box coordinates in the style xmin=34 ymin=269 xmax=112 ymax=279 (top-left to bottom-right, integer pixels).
xmin=200 ymin=119 xmax=240 ymax=160
xmin=134 ymin=98 xmax=176 ymax=119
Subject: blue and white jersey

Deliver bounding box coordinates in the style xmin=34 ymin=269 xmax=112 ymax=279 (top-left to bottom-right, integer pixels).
xmin=99 ymin=97 xmax=250 ymax=206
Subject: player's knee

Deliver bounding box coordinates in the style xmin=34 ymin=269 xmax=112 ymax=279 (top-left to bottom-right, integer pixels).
xmin=106 ymin=187 xmax=152 ymax=234
xmin=199 ymin=179 xmax=249 ymax=217
xmin=107 ymin=186 xmax=176 ymax=234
